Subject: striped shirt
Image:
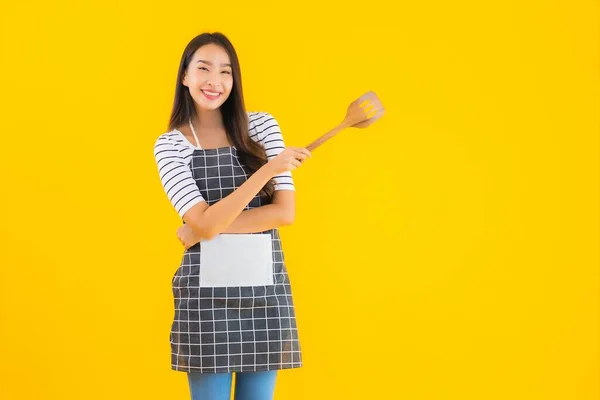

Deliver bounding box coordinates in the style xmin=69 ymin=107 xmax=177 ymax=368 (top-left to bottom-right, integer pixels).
xmin=153 ymin=111 xmax=295 ymax=218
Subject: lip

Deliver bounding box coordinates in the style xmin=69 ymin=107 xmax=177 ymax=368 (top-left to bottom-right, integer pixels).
xmin=201 ymin=89 xmax=222 ymax=100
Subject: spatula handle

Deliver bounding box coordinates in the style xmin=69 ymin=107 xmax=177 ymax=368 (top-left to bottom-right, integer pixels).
xmin=305 ymin=123 xmax=348 ymax=152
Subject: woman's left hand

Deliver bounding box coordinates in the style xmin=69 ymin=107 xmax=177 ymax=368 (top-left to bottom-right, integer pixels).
xmin=176 ymin=224 xmax=200 ymax=250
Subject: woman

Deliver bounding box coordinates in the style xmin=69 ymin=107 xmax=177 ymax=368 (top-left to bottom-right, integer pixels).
xmin=153 ymin=32 xmax=310 ymax=400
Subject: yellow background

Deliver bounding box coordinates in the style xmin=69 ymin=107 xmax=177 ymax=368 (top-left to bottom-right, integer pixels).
xmin=0 ymin=0 xmax=598 ymax=399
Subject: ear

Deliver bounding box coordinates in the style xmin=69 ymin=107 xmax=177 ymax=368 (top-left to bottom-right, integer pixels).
xmin=182 ymin=72 xmax=188 ymax=87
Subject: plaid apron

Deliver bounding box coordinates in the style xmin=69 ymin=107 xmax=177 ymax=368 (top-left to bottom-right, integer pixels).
xmin=170 ymin=146 xmax=302 ymax=373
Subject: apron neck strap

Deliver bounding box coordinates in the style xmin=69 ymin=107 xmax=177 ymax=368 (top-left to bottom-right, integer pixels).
xmin=188 ymin=118 xmax=202 ymax=149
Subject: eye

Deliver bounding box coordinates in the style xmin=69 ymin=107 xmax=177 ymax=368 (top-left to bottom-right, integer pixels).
xmin=222 ymin=71 xmax=231 ymax=75
xmin=198 ymin=66 xmax=208 ymax=71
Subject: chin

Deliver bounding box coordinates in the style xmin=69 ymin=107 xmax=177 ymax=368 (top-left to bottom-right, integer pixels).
xmin=197 ymin=93 xmax=229 ymax=109
xmin=197 ymin=99 xmax=225 ymax=111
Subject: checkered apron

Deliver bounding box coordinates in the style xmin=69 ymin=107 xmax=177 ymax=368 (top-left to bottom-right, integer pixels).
xmin=170 ymin=146 xmax=302 ymax=373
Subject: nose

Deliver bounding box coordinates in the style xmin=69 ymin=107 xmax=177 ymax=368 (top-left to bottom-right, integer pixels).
xmin=206 ymin=71 xmax=222 ymax=88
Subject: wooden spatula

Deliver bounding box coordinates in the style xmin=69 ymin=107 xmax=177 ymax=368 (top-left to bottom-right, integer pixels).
xmin=305 ymin=91 xmax=385 ymax=152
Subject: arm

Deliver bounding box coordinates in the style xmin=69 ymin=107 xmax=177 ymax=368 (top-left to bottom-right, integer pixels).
xmin=184 ymin=113 xmax=303 ymax=239
xmin=177 ymin=157 xmax=305 ymax=248
xmin=176 ymin=190 xmax=295 ymax=248
xmin=222 ymin=190 xmax=295 ymax=233
xmin=181 ymin=165 xmax=275 ymax=241
xmin=154 ymin=134 xmax=291 ymax=242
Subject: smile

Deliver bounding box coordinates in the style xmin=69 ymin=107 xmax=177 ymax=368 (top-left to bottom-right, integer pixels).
xmin=201 ymin=89 xmax=221 ymax=100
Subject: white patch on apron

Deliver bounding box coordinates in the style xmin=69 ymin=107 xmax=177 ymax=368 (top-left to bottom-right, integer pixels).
xmin=199 ymin=233 xmax=274 ymax=287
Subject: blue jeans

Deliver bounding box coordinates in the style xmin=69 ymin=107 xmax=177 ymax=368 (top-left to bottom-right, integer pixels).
xmin=187 ymin=370 xmax=278 ymax=400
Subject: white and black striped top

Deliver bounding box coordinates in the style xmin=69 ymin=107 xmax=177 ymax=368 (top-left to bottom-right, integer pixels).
xmin=153 ymin=111 xmax=295 ymax=218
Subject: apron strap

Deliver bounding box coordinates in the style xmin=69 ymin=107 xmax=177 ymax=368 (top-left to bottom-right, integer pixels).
xmin=188 ymin=118 xmax=202 ymax=149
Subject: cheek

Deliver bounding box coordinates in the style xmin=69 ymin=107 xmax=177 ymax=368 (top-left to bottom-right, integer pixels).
xmin=186 ymin=73 xmax=200 ymax=86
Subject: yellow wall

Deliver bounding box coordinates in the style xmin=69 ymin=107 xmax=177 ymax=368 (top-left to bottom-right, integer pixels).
xmin=0 ymin=1 xmax=598 ymax=399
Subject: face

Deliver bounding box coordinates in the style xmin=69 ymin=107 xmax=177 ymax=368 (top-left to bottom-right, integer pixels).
xmin=182 ymin=43 xmax=234 ymax=112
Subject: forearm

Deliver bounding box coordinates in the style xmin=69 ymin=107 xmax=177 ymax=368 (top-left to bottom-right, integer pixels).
xmin=189 ymin=165 xmax=273 ymax=239
xmin=221 ymin=204 xmax=291 ymax=234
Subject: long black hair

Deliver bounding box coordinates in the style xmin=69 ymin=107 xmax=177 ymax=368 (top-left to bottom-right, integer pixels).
xmin=168 ymin=32 xmax=275 ymax=199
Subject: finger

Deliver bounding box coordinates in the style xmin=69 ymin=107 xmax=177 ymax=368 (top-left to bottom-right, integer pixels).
xmin=293 ymin=152 xmax=308 ymax=162
xmin=297 ymin=148 xmax=312 ymax=158
xmin=291 ymin=159 xmax=302 ymax=168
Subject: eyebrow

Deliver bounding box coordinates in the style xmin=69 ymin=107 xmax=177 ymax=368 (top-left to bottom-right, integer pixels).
xmin=197 ymin=59 xmax=232 ymax=68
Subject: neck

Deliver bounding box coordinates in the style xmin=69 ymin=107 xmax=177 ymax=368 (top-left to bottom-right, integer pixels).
xmin=192 ymin=107 xmax=224 ymax=131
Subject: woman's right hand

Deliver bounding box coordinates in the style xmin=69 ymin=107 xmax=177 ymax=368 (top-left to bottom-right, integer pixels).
xmin=266 ymin=147 xmax=312 ymax=176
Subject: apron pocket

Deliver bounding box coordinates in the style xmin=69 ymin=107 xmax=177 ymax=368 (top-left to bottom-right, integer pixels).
xmin=199 ymin=233 xmax=274 ymax=287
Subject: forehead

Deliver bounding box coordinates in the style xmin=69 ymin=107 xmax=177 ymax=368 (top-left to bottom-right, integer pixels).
xmin=192 ymin=43 xmax=231 ymax=63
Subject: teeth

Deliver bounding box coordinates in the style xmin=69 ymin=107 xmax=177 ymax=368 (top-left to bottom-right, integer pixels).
xmin=202 ymin=90 xmax=220 ymax=96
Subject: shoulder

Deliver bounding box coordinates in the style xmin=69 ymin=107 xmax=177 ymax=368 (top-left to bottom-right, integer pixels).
xmin=154 ymin=130 xmax=181 ymax=146
xmin=247 ymin=111 xmax=282 ymax=143
xmin=153 ymin=130 xmax=190 ymax=159
xmin=248 ymin=110 xmax=276 ymax=130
